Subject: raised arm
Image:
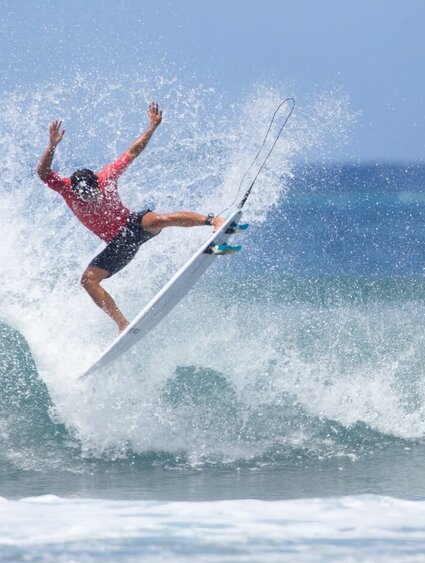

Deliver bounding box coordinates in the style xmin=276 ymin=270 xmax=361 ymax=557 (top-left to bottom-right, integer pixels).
xmin=126 ymin=102 xmax=162 ymax=160
xmin=37 ymin=120 xmax=65 ymax=181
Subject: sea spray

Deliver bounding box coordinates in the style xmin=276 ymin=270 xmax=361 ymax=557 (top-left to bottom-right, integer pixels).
xmin=0 ymin=70 xmax=391 ymax=468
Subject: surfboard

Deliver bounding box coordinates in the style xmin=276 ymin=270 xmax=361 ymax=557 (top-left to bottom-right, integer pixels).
xmin=80 ymin=210 xmax=245 ymax=379
xmin=79 ymin=98 xmax=295 ymax=380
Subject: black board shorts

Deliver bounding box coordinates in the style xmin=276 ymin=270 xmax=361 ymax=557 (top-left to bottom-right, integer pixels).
xmin=89 ymin=210 xmax=157 ymax=277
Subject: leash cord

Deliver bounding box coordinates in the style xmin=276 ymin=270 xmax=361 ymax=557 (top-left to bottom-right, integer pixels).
xmin=217 ymin=97 xmax=295 ymax=216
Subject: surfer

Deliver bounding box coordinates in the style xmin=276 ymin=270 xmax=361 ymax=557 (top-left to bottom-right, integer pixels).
xmin=37 ymin=102 xmax=223 ymax=332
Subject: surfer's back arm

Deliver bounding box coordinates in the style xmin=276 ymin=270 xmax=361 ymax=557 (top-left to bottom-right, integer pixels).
xmin=37 ymin=120 xmax=65 ymax=181
xmin=126 ymin=102 xmax=162 ymax=160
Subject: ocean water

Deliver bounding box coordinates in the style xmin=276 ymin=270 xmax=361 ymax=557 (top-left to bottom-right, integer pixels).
xmin=1 ymin=76 xmax=425 ymax=561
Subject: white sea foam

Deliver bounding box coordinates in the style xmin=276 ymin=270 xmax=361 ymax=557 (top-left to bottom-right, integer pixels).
xmin=0 ymin=495 xmax=424 ymax=561
xmin=5 ymin=72 xmax=414 ymax=465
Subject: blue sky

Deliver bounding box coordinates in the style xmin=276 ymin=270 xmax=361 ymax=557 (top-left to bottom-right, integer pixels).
xmin=1 ymin=0 xmax=424 ymax=161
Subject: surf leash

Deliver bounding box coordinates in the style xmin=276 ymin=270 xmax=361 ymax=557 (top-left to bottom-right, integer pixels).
xmin=219 ymin=97 xmax=295 ymax=215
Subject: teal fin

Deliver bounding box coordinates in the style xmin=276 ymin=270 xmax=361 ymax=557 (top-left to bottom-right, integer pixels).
xmin=226 ymin=222 xmax=250 ymax=234
xmin=211 ymin=243 xmax=242 ymax=255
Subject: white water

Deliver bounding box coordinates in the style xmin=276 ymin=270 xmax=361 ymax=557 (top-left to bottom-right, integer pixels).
xmin=0 ymin=495 xmax=424 ymax=562
xmin=0 ymin=71 xmax=378 ymax=462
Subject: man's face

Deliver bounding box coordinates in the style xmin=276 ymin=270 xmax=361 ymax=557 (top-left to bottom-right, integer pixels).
xmin=74 ymin=181 xmax=100 ymax=203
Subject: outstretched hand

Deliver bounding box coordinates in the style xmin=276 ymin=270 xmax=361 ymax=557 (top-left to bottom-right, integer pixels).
xmin=126 ymin=103 xmax=162 ymax=159
xmin=148 ymin=102 xmax=162 ymax=128
xmin=49 ymin=120 xmax=65 ymax=147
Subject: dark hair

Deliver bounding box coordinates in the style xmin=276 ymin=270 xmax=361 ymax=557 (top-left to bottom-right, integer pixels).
xmin=70 ymin=169 xmax=99 ymax=198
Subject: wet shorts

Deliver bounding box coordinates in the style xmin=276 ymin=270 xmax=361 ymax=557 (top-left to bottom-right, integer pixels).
xmin=89 ymin=210 xmax=157 ymax=276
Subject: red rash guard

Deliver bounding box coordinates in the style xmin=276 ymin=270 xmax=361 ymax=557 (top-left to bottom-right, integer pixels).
xmin=42 ymin=152 xmax=133 ymax=242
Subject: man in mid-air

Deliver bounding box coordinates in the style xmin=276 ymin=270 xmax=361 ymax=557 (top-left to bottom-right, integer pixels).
xmin=37 ymin=102 xmax=223 ymax=332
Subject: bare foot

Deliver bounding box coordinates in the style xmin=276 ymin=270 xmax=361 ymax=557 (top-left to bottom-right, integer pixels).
xmin=212 ymin=216 xmax=225 ymax=232
xmin=118 ymin=320 xmax=129 ymax=333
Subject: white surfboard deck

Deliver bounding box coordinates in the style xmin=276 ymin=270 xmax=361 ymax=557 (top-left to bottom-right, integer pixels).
xmin=80 ymin=209 xmax=243 ymax=379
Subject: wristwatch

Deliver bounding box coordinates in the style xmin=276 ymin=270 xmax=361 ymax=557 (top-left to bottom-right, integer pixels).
xmin=205 ymin=213 xmax=215 ymax=225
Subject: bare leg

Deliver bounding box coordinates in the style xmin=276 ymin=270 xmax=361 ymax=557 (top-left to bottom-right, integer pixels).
xmin=81 ymin=266 xmax=129 ymax=332
xmin=81 ymin=213 xmax=224 ymax=332
xmin=142 ymin=211 xmax=224 ymax=235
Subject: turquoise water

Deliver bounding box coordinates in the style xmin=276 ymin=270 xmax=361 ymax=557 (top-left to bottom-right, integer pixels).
xmin=1 ymin=269 xmax=425 ymax=501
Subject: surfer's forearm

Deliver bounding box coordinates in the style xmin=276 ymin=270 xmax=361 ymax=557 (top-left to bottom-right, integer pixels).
xmin=127 ymin=102 xmax=162 ymax=159
xmin=38 ymin=120 xmax=65 ymax=180
xmin=37 ymin=144 xmax=56 ymax=180
xmin=126 ymin=123 xmax=159 ymax=159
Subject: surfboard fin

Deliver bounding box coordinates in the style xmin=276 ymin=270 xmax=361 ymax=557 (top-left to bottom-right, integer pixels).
xmin=210 ymin=243 xmax=242 ymax=255
xmin=226 ymin=222 xmax=249 ymax=234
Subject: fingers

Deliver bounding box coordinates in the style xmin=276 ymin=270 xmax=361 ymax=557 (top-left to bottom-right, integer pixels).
xmin=49 ymin=120 xmax=65 ymax=144
xmin=49 ymin=119 xmax=62 ymax=131
xmin=148 ymin=102 xmax=162 ymax=122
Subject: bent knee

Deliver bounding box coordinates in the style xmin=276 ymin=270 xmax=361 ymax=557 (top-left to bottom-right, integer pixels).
xmin=80 ymin=267 xmax=109 ymax=289
xmin=81 ymin=271 xmax=94 ymax=289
